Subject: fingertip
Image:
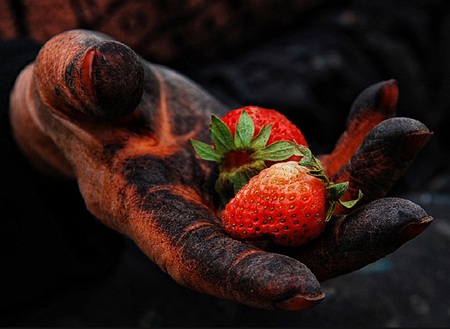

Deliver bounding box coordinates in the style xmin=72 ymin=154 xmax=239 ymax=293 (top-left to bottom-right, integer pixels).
xmin=82 ymin=40 xmax=144 ymax=120
xmin=347 ymin=79 xmax=398 ymax=124
xmin=380 ymin=79 xmax=398 ymax=114
xmin=35 ymin=30 xmax=144 ymax=120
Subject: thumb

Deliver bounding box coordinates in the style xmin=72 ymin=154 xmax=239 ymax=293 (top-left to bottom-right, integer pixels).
xmin=34 ymin=29 xmax=144 ymax=120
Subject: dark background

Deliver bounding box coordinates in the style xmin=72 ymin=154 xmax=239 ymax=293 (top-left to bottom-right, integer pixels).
xmin=1 ymin=0 xmax=450 ymax=326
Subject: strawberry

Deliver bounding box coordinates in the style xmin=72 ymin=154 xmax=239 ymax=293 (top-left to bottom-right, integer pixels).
xmin=221 ymin=146 xmax=361 ymax=246
xmin=220 ymin=106 xmax=308 ymax=151
xmin=191 ymin=106 xmax=308 ymax=204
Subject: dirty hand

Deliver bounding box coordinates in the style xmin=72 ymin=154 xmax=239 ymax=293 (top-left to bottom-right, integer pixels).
xmin=9 ymin=29 xmax=432 ymax=311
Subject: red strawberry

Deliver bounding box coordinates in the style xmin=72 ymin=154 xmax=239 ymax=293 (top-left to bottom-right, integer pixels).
xmin=191 ymin=106 xmax=308 ymax=203
xmin=222 ymin=146 xmax=361 ymax=246
xmin=221 ymin=106 xmax=308 ymax=152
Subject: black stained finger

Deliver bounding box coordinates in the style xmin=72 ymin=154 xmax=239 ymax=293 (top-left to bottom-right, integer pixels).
xmin=127 ymin=188 xmax=324 ymax=311
xmin=35 ymin=29 xmax=144 ymax=120
xmin=320 ymin=79 xmax=398 ymax=177
xmin=74 ymin=143 xmax=324 ymax=311
xmin=345 ymin=79 xmax=398 ymax=126
xmin=278 ymin=197 xmax=432 ymax=282
xmin=331 ymin=117 xmax=432 ymax=214
xmin=115 ymin=151 xmax=324 ymax=311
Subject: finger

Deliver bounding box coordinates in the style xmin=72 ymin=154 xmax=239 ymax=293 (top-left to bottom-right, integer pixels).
xmin=35 ymin=29 xmax=144 ymax=120
xmin=11 ymin=29 xmax=224 ymax=177
xmin=10 ymin=29 xmax=145 ymax=177
xmin=277 ymin=197 xmax=432 ymax=282
xmin=135 ymin=195 xmax=324 ymax=311
xmin=332 ymin=117 xmax=432 ymax=214
xmin=320 ymin=79 xmax=398 ymax=176
xmin=90 ymin=155 xmax=324 ymax=311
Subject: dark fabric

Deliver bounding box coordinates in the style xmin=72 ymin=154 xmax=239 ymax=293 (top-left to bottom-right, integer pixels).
xmin=0 ymin=38 xmax=123 ymax=321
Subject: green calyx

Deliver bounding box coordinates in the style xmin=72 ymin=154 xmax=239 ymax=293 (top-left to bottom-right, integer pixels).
xmin=297 ymin=144 xmax=363 ymax=221
xmin=191 ymin=110 xmax=301 ymax=204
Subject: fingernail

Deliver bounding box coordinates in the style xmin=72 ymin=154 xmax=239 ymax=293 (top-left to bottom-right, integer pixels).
xmin=275 ymin=292 xmax=325 ymax=311
xmin=397 ymin=216 xmax=433 ymax=244
xmin=81 ymin=48 xmax=98 ymax=101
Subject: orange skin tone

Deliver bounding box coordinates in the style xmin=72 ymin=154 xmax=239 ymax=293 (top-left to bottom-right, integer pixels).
xmin=9 ymin=30 xmax=432 ymax=311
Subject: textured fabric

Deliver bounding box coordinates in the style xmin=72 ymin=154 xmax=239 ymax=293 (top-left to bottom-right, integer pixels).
xmin=0 ymin=0 xmax=327 ymax=66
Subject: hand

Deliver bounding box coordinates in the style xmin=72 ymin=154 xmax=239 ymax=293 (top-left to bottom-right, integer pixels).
xmin=9 ymin=29 xmax=432 ymax=311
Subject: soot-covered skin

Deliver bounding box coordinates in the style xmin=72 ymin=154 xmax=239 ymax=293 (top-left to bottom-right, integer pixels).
xmin=9 ymin=30 xmax=432 ymax=311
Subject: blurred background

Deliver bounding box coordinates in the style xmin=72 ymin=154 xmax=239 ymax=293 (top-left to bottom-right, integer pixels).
xmin=1 ymin=0 xmax=449 ymax=326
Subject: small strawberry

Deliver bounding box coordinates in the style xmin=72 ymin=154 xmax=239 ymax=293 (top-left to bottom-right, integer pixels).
xmin=220 ymin=106 xmax=308 ymax=151
xmin=221 ymin=145 xmax=361 ymax=246
xmin=191 ymin=106 xmax=307 ymax=203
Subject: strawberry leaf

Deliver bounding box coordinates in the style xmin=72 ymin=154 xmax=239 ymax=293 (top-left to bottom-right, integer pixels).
xmin=210 ymin=114 xmax=236 ymax=154
xmin=326 ymin=183 xmax=363 ymax=220
xmin=250 ymin=124 xmax=272 ymax=149
xmin=298 ymin=144 xmax=323 ymax=172
xmin=235 ymin=110 xmax=254 ymax=148
xmin=191 ymin=139 xmax=222 ymax=162
xmin=325 ymin=182 xmax=349 ymax=222
xmin=327 ymin=182 xmax=349 ymax=201
xmin=325 ymin=202 xmax=337 ymax=222
xmin=299 ymin=148 xmax=313 ymax=167
xmin=339 ymin=190 xmax=363 ymax=208
xmin=252 ymin=141 xmax=300 ymax=161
